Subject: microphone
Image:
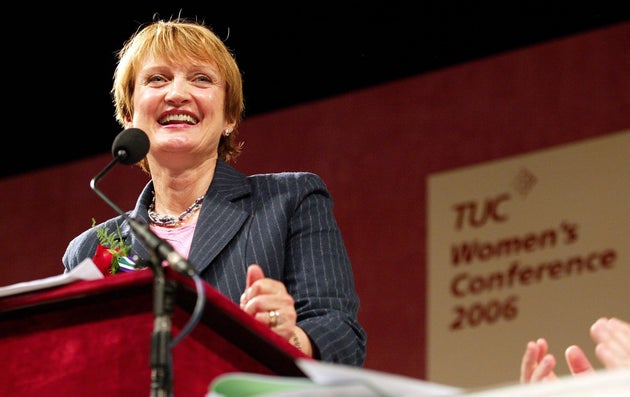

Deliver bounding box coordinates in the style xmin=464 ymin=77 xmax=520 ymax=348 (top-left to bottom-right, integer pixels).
xmin=112 ymin=127 xmax=150 ymax=165
xmin=90 ymin=128 xmax=197 ymax=277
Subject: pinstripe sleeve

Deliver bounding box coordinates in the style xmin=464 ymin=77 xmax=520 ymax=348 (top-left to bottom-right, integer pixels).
xmin=282 ymin=172 xmax=367 ymax=366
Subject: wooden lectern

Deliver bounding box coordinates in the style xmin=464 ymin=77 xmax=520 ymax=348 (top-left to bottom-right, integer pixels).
xmin=0 ymin=268 xmax=309 ymax=396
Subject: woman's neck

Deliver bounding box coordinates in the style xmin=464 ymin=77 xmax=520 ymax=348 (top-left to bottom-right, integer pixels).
xmin=149 ymin=159 xmax=216 ymax=216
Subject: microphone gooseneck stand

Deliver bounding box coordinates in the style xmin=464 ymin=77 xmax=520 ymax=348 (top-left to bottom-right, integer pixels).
xmin=90 ymin=128 xmax=206 ymax=397
xmin=147 ymin=254 xmax=176 ymax=397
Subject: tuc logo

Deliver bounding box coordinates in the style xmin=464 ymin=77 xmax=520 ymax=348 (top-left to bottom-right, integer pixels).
xmin=452 ymin=193 xmax=510 ymax=230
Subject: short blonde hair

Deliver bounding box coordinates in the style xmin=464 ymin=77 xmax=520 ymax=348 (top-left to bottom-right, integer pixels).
xmin=112 ymin=18 xmax=244 ymax=168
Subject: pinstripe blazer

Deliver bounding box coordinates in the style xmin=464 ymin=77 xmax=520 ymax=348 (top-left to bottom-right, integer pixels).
xmin=63 ymin=159 xmax=367 ymax=366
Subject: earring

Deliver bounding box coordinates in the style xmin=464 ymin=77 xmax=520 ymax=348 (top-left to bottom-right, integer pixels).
xmin=224 ymin=129 xmax=231 ymax=137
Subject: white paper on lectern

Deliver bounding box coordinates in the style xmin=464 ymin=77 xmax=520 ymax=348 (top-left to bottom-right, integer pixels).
xmin=0 ymin=258 xmax=103 ymax=297
xmin=296 ymin=359 xmax=463 ymax=397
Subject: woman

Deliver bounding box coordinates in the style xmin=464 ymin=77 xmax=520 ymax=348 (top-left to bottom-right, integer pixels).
xmin=62 ymin=18 xmax=366 ymax=366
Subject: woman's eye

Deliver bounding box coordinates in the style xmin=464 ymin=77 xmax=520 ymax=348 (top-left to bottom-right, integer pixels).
xmin=148 ymin=75 xmax=167 ymax=83
xmin=195 ymin=75 xmax=212 ymax=83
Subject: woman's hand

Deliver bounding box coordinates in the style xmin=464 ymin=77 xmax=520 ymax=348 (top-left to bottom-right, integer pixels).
xmin=520 ymin=317 xmax=630 ymax=384
xmin=520 ymin=338 xmax=558 ymax=383
xmin=591 ymin=317 xmax=630 ymax=369
xmin=239 ymin=264 xmax=298 ymax=341
xmin=239 ymin=264 xmax=314 ymax=356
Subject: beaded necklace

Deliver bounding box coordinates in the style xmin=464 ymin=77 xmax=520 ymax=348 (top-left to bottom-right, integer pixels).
xmin=148 ymin=194 xmax=205 ymax=227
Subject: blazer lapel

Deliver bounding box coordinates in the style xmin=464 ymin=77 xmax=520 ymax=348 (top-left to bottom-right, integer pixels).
xmin=188 ymin=161 xmax=251 ymax=274
xmin=126 ymin=180 xmax=158 ymax=267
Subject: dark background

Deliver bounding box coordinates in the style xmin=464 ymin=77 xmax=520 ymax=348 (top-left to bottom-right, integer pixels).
xmin=4 ymin=2 xmax=628 ymax=178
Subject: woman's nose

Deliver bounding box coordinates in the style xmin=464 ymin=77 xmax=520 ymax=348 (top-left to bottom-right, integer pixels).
xmin=165 ymin=78 xmax=191 ymax=104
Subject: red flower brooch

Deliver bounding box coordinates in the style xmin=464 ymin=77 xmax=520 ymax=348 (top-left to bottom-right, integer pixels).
xmin=91 ymin=218 xmax=134 ymax=276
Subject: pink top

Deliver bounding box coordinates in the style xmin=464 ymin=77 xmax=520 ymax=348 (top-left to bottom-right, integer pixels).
xmin=149 ymin=222 xmax=196 ymax=258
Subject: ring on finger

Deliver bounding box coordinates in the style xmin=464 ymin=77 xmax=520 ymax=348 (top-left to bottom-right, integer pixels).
xmin=268 ymin=309 xmax=280 ymax=327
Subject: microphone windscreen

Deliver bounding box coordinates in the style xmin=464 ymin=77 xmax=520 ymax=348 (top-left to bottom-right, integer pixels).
xmin=112 ymin=128 xmax=150 ymax=165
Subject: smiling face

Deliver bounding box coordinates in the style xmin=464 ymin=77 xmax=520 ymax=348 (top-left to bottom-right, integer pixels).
xmin=112 ymin=20 xmax=245 ymax=170
xmin=128 ymin=55 xmax=235 ymax=168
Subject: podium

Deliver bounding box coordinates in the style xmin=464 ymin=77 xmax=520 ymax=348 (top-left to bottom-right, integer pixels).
xmin=0 ymin=268 xmax=309 ymax=396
